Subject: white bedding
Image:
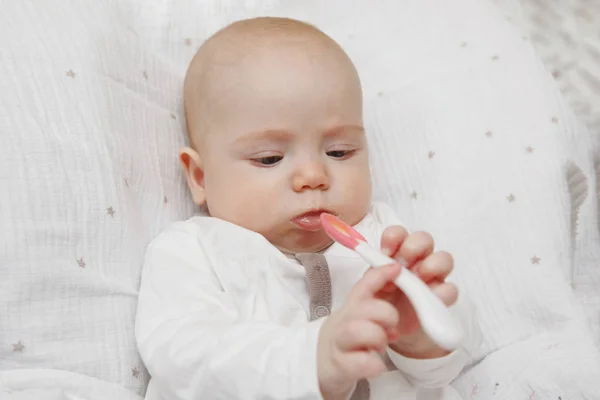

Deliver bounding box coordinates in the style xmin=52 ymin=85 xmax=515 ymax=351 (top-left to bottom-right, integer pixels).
xmin=0 ymin=370 xmax=142 ymax=400
xmin=493 ymin=0 xmax=600 ymax=345
xmin=1 ymin=0 xmax=599 ymax=399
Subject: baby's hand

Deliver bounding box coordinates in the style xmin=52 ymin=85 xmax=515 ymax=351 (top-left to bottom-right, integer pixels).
xmin=377 ymin=226 xmax=458 ymax=359
xmin=317 ymin=263 xmax=402 ymax=400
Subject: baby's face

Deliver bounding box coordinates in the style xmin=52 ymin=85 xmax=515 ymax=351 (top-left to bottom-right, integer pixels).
xmin=186 ymin=40 xmax=371 ymax=253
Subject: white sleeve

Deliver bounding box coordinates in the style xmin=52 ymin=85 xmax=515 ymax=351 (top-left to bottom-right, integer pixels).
xmin=135 ymin=224 xmax=324 ymax=400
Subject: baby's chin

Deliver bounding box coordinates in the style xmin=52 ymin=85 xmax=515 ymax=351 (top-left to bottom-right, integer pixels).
xmin=274 ymin=233 xmax=334 ymax=255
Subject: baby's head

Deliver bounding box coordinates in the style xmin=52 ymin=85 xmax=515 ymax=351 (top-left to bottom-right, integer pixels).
xmin=181 ymin=17 xmax=371 ymax=254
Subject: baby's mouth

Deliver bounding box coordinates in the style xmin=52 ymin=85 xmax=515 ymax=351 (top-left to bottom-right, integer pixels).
xmin=291 ymin=209 xmax=335 ymax=232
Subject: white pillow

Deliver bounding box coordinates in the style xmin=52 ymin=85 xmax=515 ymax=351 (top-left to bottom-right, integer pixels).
xmin=2 ymin=0 xmax=599 ymax=398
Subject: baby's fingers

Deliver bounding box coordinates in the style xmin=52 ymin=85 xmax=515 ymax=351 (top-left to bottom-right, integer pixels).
xmin=353 ymin=298 xmax=399 ymax=329
xmin=429 ymin=281 xmax=459 ymax=307
xmin=380 ymin=225 xmax=408 ymax=257
xmin=337 ymin=351 xmax=387 ymax=380
xmin=398 ymin=231 xmax=435 ymax=266
xmin=348 ymin=263 xmax=401 ymax=302
xmin=414 ymin=251 xmax=454 ymax=282
xmin=336 ymin=320 xmax=388 ymax=353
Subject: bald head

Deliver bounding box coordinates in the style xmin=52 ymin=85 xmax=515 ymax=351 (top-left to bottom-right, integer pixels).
xmin=178 ymin=17 xmax=369 ymax=245
xmin=183 ymin=17 xmax=359 ymax=149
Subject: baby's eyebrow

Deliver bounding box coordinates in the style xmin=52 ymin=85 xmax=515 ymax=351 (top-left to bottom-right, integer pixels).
xmin=234 ymin=125 xmax=365 ymax=146
xmin=323 ymin=125 xmax=365 ymax=138
xmin=234 ymin=129 xmax=294 ymax=146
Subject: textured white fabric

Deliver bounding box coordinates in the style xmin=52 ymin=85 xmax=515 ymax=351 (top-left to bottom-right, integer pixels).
xmin=0 ymin=370 xmax=142 ymax=400
xmin=135 ymin=203 xmax=478 ymax=400
xmin=493 ymin=0 xmax=600 ymax=346
xmin=0 ymin=0 xmax=194 ymax=396
xmin=2 ymin=0 xmax=600 ymax=399
xmin=495 ymin=0 xmax=600 ymax=133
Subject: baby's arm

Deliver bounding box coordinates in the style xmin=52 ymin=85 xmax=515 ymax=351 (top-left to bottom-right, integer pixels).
xmin=135 ymin=225 xmax=323 ymax=400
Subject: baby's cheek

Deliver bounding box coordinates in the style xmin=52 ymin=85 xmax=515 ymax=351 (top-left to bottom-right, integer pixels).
xmin=222 ymin=191 xmax=277 ymax=231
xmin=344 ymin=180 xmax=371 ymax=218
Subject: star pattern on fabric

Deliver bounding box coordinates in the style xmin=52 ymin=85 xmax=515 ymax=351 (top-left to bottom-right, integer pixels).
xmin=485 ymin=130 xmax=493 ymax=138
xmin=427 ymin=150 xmax=436 ymax=159
xmin=410 ymin=191 xmax=418 ymax=200
xmin=551 ymin=116 xmax=559 ymax=124
xmin=132 ymin=366 xmax=140 ymax=378
xmin=526 ymin=146 xmax=535 ymax=153
xmin=506 ymin=193 xmax=516 ymax=202
xmin=12 ymin=341 xmax=25 ymax=353
xmin=107 ymin=206 xmax=115 ymax=218
xmin=491 ymin=55 xmax=500 ymax=61
xmin=77 ymin=257 xmax=86 ymax=268
xmin=531 ymin=255 xmax=541 ymax=264
xmin=65 ymin=69 xmax=76 ymax=78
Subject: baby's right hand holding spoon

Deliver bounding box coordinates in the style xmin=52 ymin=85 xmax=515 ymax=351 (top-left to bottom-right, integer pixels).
xmin=317 ymin=263 xmax=402 ymax=400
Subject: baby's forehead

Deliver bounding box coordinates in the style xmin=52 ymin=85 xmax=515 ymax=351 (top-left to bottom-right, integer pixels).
xmin=184 ymin=17 xmax=356 ymax=148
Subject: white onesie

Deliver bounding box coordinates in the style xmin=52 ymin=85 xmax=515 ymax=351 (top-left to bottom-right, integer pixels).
xmin=135 ymin=202 xmax=480 ymax=400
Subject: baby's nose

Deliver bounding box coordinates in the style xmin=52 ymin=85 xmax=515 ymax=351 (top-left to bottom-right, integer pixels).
xmin=292 ymin=161 xmax=329 ymax=192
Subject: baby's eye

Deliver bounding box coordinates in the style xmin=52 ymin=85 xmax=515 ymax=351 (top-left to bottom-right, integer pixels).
xmin=252 ymin=155 xmax=283 ymax=166
xmin=326 ymin=150 xmax=354 ymax=159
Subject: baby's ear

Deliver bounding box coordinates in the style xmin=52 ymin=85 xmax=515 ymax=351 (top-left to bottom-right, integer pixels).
xmin=179 ymin=147 xmax=206 ymax=206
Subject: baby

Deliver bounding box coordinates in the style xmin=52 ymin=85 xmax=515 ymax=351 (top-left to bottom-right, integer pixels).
xmin=136 ymin=17 xmax=479 ymax=400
